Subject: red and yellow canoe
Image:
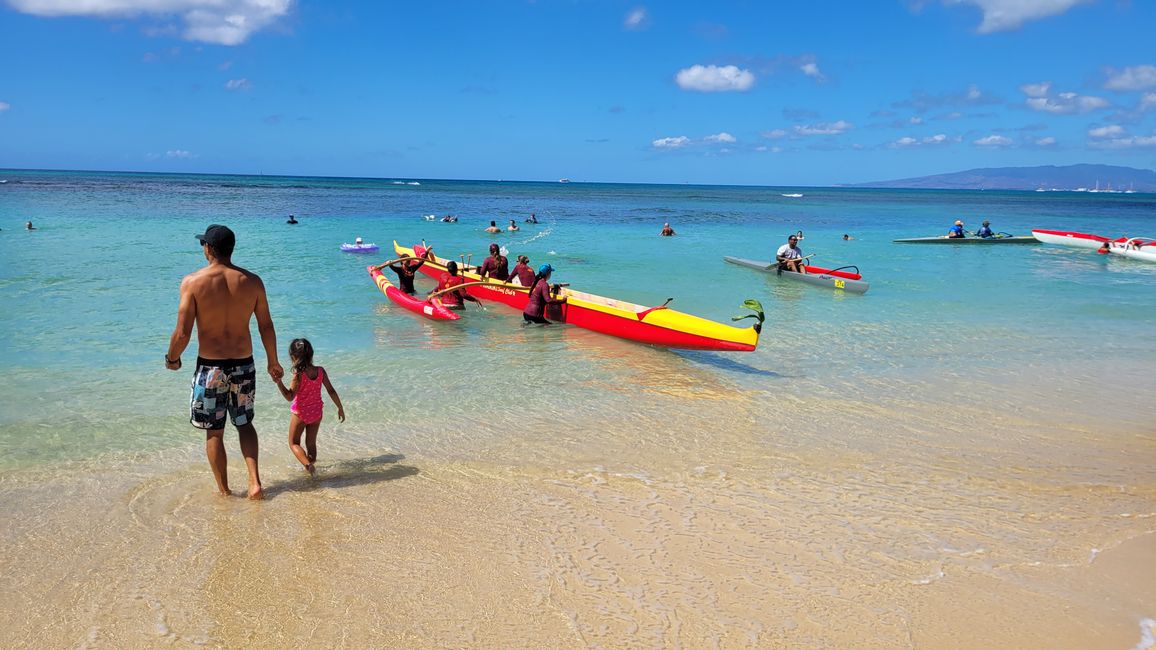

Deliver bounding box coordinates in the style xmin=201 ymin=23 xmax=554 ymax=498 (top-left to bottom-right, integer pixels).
xmin=394 ymin=242 xmax=761 ymax=351
xmin=367 ymin=264 xmax=460 ymax=321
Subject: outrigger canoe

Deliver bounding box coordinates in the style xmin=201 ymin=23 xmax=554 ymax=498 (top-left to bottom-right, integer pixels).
xmin=894 ymin=234 xmax=1037 ymax=244
xmin=367 ymin=264 xmax=460 ymax=321
xmin=395 ymin=242 xmax=762 ymax=351
xmin=723 ymin=256 xmax=869 ymax=294
xmin=1031 ymin=229 xmax=1121 ymax=249
xmin=1110 ymin=237 xmax=1156 ymax=263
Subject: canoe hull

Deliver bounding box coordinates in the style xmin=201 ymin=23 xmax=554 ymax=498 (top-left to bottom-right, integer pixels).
xmin=1031 ymin=229 xmax=1115 ymax=249
xmin=367 ymin=265 xmax=460 ymax=321
xmin=894 ymin=235 xmax=1038 ymax=244
xmin=723 ymin=256 xmax=869 ymax=294
xmin=396 ymin=243 xmax=759 ymax=351
xmin=1110 ymin=239 xmax=1156 ymax=263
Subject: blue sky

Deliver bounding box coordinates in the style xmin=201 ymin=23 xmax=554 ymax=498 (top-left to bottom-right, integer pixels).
xmin=0 ymin=0 xmax=1154 ymax=185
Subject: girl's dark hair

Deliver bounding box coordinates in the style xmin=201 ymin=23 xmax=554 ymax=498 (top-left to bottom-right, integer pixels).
xmin=289 ymin=338 xmax=314 ymax=374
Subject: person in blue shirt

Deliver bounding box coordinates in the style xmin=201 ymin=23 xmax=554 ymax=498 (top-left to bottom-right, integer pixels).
xmin=976 ymin=220 xmax=994 ymax=238
xmin=947 ymin=220 xmax=965 ymax=238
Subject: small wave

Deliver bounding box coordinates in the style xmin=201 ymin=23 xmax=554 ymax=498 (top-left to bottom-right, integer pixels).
xmin=910 ymin=569 xmax=945 ymax=585
xmin=1134 ymin=618 xmax=1156 ymax=650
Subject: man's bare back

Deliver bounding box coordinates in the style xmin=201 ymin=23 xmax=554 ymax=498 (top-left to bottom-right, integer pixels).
xmin=181 ymin=263 xmax=266 ymax=359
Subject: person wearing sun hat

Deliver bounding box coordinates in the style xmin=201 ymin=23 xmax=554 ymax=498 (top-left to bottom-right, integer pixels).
xmin=976 ymin=220 xmax=995 ymax=238
xmin=947 ymin=219 xmax=966 ymax=238
xmin=523 ymin=263 xmax=566 ymax=325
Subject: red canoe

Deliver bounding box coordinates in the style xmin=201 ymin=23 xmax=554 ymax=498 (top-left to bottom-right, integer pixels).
xmin=396 ymin=242 xmax=761 ymax=351
xmin=367 ymin=265 xmax=460 ymax=321
xmin=1031 ymin=229 xmax=1127 ymax=249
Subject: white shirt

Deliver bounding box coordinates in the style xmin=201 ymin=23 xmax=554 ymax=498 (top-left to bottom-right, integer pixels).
xmin=777 ymin=243 xmax=802 ymax=260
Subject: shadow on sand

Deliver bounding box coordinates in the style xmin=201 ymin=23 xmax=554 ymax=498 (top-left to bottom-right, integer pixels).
xmin=264 ymin=452 xmax=419 ymax=497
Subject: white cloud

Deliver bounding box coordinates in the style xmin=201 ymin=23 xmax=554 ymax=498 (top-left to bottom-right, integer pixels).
xmin=910 ymin=116 xmax=924 ymax=124
xmin=166 ymin=149 xmax=194 ymax=158
xmin=1088 ymin=132 xmax=1156 ymax=149
xmin=7 ymin=0 xmax=292 ymax=46
xmin=974 ymin=134 xmax=1013 ymax=146
xmin=762 ymin=129 xmax=788 ymax=139
xmin=1034 ymin=136 xmax=1057 ymax=146
xmin=1024 ymin=88 xmax=1109 ymax=115
xmin=704 ymin=132 xmax=736 ymax=143
xmin=652 ymin=136 xmax=690 ymax=149
xmin=890 ymin=133 xmax=952 ymax=148
xmin=1020 ymin=81 xmax=1051 ymax=98
xmin=1104 ymin=65 xmax=1156 ymax=91
xmin=800 ymin=62 xmax=824 ymax=80
xmin=675 ymin=64 xmax=755 ymax=92
xmin=1088 ymin=125 xmax=1125 ymax=138
xmin=794 ymin=120 xmax=852 ymax=136
xmin=624 ymin=7 xmax=648 ymax=30
xmin=224 ymin=78 xmax=251 ymax=91
xmin=944 ymin=0 xmax=1092 ymax=33
xmin=1141 ymin=93 xmax=1156 ymax=111
xmin=0 ymin=101 xmax=10 ymax=112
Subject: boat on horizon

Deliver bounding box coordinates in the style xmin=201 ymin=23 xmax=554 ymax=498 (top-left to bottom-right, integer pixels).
xmin=558 ymin=178 xmax=571 ymax=183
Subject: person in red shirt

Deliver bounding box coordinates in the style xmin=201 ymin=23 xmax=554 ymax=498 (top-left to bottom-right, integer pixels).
xmin=478 ymin=243 xmax=509 ymax=281
xmin=523 ymin=264 xmax=566 ymax=325
xmin=509 ymin=255 xmax=535 ymax=286
xmin=430 ymin=261 xmax=480 ymax=310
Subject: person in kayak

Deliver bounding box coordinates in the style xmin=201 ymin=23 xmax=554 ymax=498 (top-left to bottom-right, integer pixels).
xmin=478 ymin=243 xmax=509 ymax=281
xmin=484 ymin=220 xmax=501 ymax=233
xmin=430 ymin=260 xmax=479 ymax=310
xmin=387 ymin=254 xmax=427 ymax=295
xmin=976 ymin=220 xmax=994 ymax=238
xmin=947 ymin=220 xmax=965 ymax=238
xmin=776 ymin=234 xmax=806 ymax=273
xmin=660 ymin=222 xmax=675 ymax=236
xmin=507 ymin=219 xmax=520 ymax=232
xmin=509 ymin=254 xmax=535 ymax=286
xmin=523 ymin=264 xmax=567 ymax=325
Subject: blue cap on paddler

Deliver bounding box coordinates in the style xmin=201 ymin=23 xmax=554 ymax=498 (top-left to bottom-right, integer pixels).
xmin=538 ymin=263 xmax=554 ymax=275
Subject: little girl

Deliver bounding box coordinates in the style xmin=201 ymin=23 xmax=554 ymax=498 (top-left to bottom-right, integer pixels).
xmin=275 ymin=338 xmax=345 ymax=476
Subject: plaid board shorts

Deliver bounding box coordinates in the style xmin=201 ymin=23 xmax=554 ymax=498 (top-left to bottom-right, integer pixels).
xmin=189 ymin=356 xmax=256 ymax=430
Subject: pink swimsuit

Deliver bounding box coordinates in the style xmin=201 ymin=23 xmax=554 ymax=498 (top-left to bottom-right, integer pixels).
xmin=290 ymin=367 xmax=325 ymax=424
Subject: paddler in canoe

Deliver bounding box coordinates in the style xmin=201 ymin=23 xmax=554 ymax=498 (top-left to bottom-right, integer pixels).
xmin=775 ymin=233 xmax=806 ymax=273
xmin=976 ymin=220 xmax=995 ymax=238
xmin=477 ymin=243 xmax=509 ymax=281
xmin=429 ymin=260 xmax=481 ymax=310
xmin=523 ymin=264 xmax=567 ymax=325
xmin=947 ymin=220 xmax=966 ymax=238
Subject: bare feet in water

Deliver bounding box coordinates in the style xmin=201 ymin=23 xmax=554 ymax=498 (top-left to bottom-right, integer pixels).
xmin=248 ymin=484 xmax=264 ymax=500
xmin=305 ymin=463 xmax=316 ymax=478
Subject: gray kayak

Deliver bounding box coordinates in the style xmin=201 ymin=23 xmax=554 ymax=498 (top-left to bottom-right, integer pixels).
xmin=893 ymin=234 xmax=1038 ymax=244
xmin=724 ymin=256 xmax=870 ymax=294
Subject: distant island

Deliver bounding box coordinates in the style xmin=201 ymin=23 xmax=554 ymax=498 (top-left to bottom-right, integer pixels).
xmin=854 ymin=164 xmax=1156 ymax=192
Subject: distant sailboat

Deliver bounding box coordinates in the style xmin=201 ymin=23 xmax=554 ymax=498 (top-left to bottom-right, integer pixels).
xmin=558 ymin=178 xmax=571 ymax=183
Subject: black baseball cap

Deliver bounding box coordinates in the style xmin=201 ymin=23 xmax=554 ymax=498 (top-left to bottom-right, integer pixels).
xmin=196 ymin=224 xmax=236 ymax=256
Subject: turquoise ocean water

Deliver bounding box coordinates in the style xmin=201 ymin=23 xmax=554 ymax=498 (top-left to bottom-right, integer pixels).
xmin=1 ymin=169 xmax=1154 ymax=471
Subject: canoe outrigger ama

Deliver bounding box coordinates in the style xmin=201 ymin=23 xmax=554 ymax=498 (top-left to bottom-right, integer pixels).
xmin=393 ymin=242 xmax=764 ymax=351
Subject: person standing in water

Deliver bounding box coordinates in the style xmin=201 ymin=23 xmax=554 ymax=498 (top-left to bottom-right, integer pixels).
xmin=485 ymin=220 xmax=501 ymax=233
xmin=274 ymin=338 xmax=345 ymax=477
xmin=431 ymin=260 xmax=481 ymax=310
xmin=660 ymin=223 xmax=675 ymax=236
xmin=509 ymin=254 xmax=534 ymax=286
xmin=166 ymin=224 xmax=283 ymax=500
xmin=507 ymin=219 xmax=520 ymax=232
xmin=387 ymin=254 xmax=427 ymax=295
xmin=523 ymin=264 xmax=567 ymax=325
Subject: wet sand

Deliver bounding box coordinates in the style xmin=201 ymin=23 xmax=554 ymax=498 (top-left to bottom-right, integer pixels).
xmin=2 ymin=373 xmax=1153 ymax=649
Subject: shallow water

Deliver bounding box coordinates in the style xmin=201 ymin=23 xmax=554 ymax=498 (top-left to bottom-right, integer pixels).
xmin=1 ymin=170 xmax=1154 ymax=647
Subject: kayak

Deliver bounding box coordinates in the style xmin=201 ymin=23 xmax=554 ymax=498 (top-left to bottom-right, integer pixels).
xmin=1109 ymin=237 xmax=1156 ymax=263
xmin=894 ymin=234 xmax=1037 ymax=244
xmin=367 ymin=265 xmax=460 ymax=321
xmin=723 ymin=256 xmax=869 ymax=294
xmin=1031 ymin=229 xmax=1123 ymax=249
xmin=341 ymin=243 xmax=380 ymax=253
xmin=395 ymin=242 xmax=762 ymax=351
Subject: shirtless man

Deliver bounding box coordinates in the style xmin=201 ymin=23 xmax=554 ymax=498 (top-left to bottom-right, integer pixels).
xmin=166 ymin=224 xmax=283 ymax=500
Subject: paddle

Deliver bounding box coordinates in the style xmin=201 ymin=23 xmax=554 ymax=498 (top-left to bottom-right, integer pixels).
xmin=371 ymin=256 xmax=415 ymax=271
xmin=768 ymin=254 xmax=814 ymax=271
xmin=426 ymin=281 xmax=493 ymax=300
